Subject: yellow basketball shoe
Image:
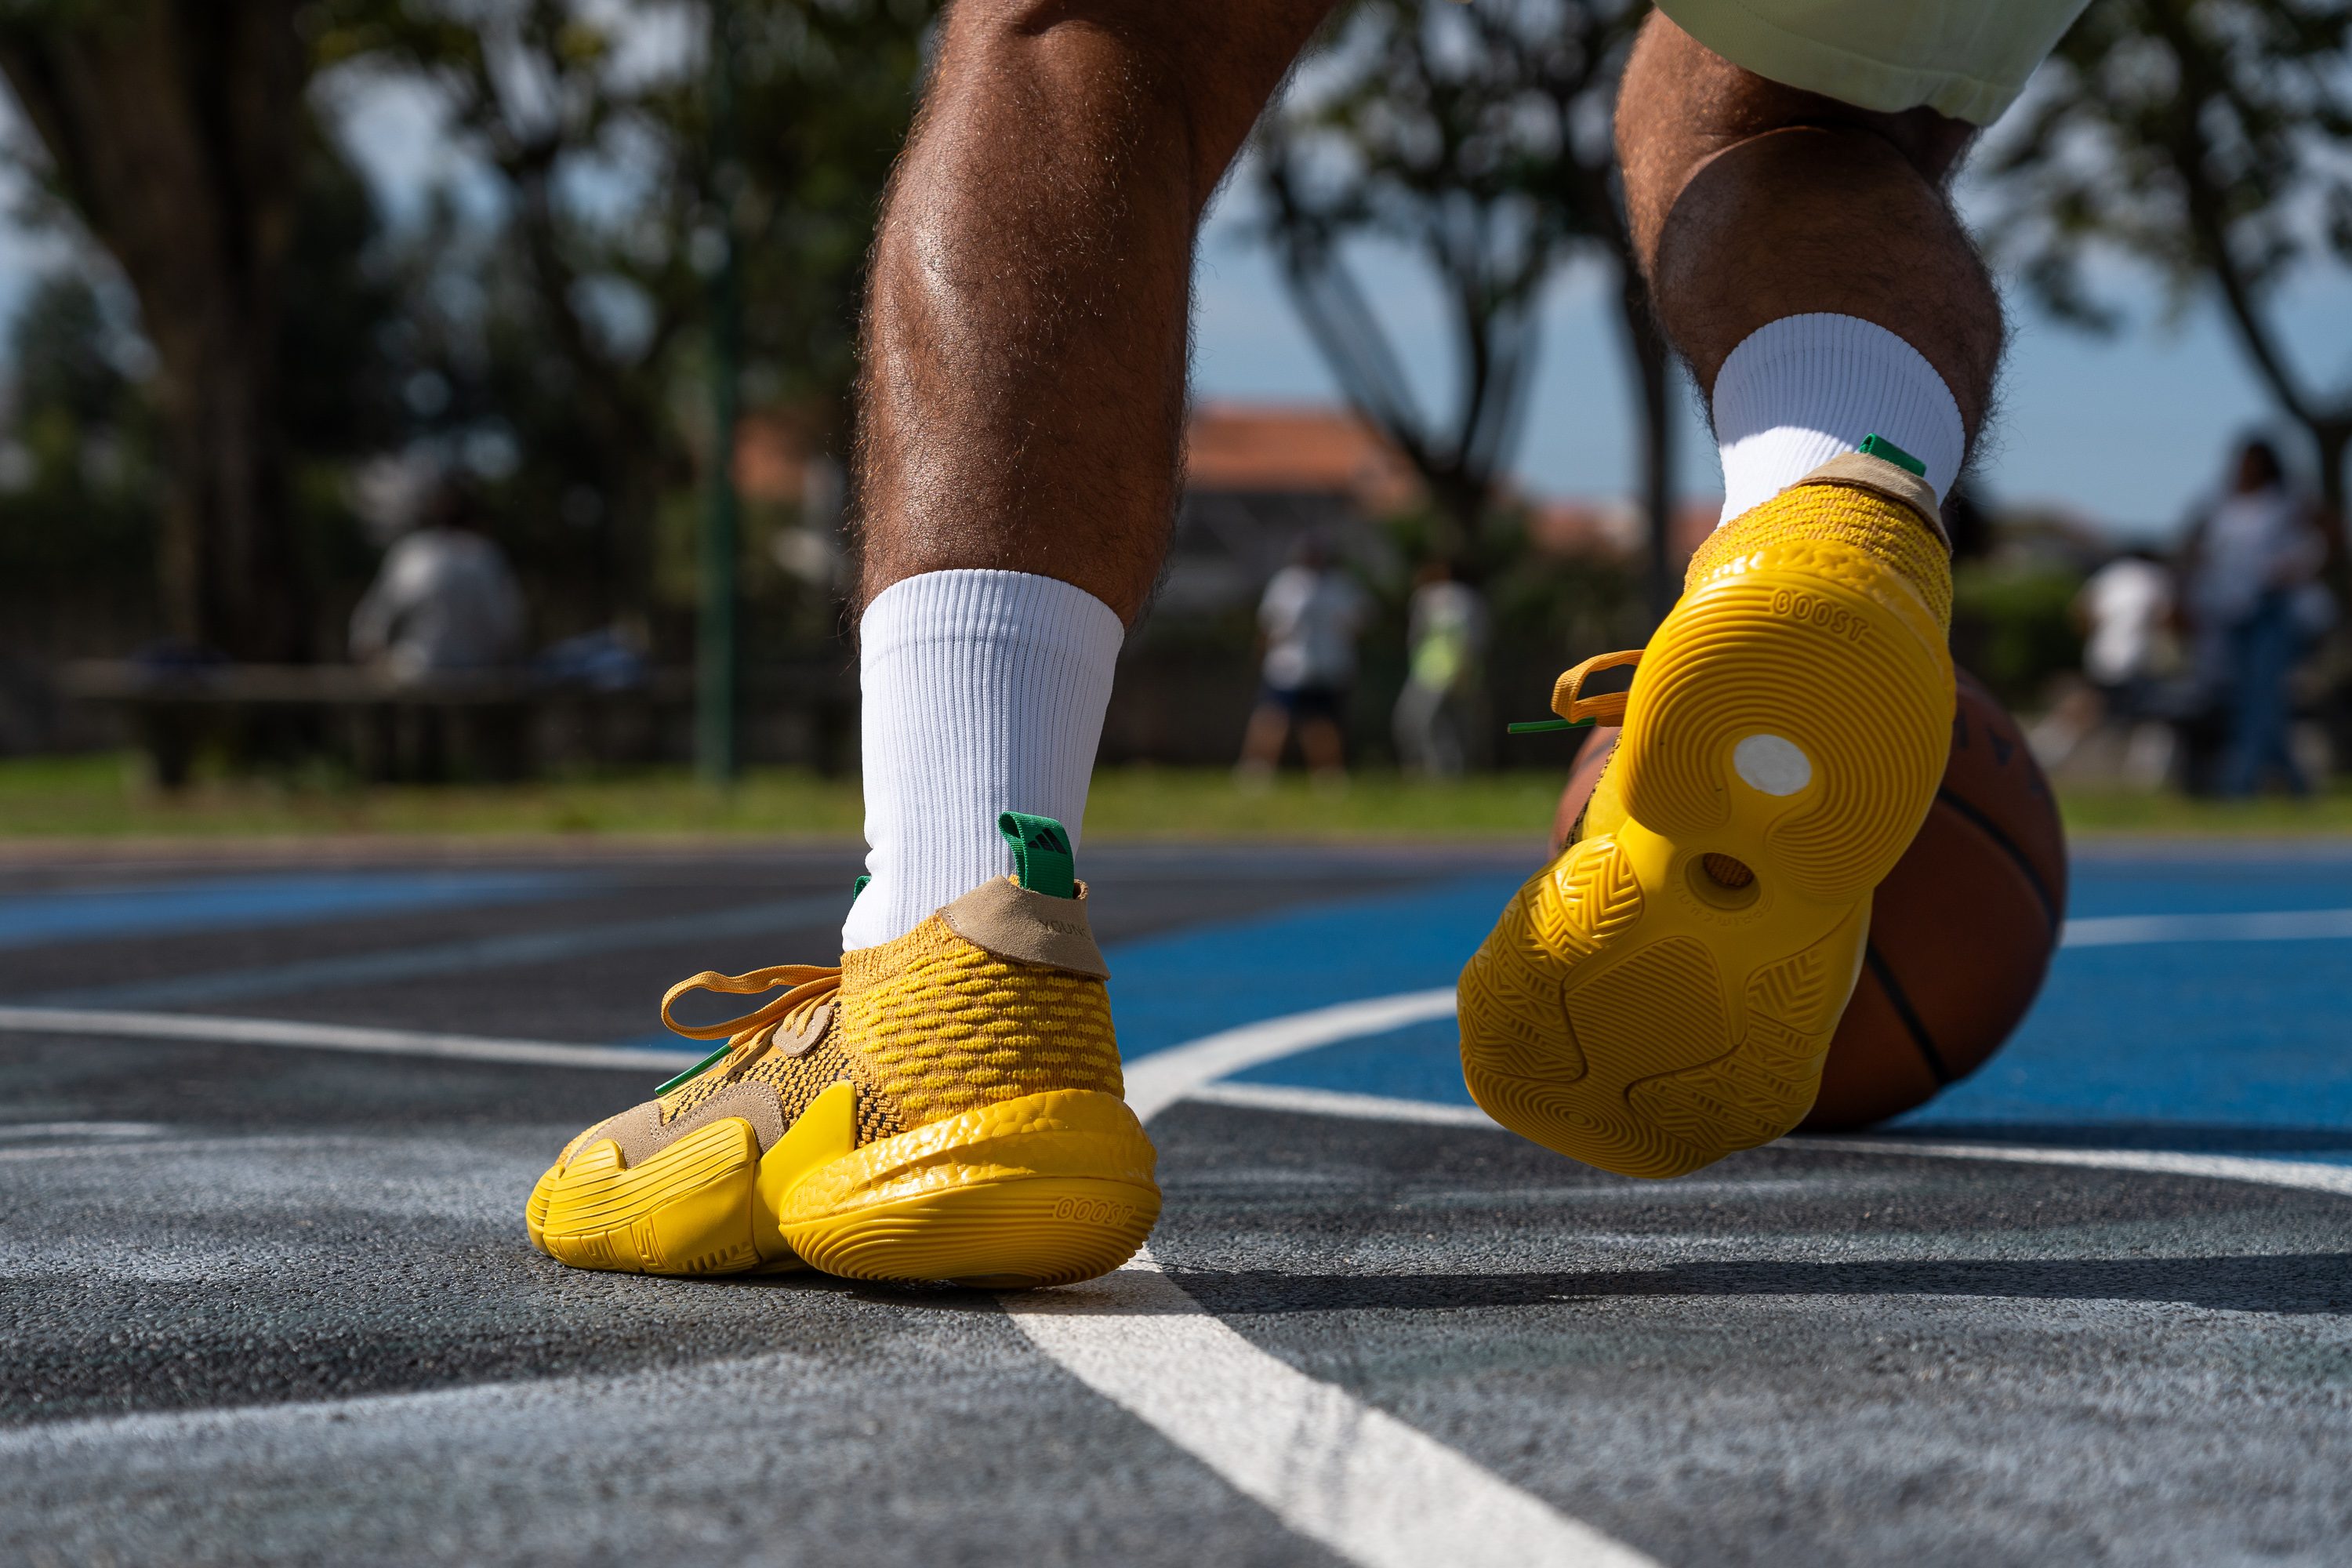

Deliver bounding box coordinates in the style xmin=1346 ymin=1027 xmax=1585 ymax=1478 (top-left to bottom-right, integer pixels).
xmin=1459 ymin=441 xmax=1957 ymax=1179
xmin=526 ymin=813 xmax=1160 ymax=1287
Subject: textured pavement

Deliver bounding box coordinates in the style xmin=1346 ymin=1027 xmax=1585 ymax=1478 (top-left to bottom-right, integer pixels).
xmin=2 ymin=841 xmax=2347 ymax=1566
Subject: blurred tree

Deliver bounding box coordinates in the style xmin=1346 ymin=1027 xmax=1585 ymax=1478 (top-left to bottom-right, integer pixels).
xmin=0 ymin=270 xmax=159 ymax=630
xmin=1256 ymin=0 xmax=1672 ymax=614
xmin=333 ymin=0 xmax=931 ymax=630
xmin=0 ymin=0 xmax=314 ymax=658
xmin=1984 ymin=0 xmax=2352 ymax=531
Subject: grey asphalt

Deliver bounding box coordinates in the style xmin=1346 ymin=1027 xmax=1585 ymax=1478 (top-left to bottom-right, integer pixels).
xmin=2 ymin=845 xmax=2347 ymax=1567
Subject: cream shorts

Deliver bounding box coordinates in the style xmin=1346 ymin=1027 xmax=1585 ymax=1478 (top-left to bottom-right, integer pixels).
xmin=1655 ymin=0 xmax=2092 ymax=125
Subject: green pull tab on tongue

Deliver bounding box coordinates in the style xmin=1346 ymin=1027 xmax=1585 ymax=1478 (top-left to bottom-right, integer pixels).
xmin=1857 ymin=433 xmax=1926 ymax=477
xmin=998 ymin=811 xmax=1076 ymax=898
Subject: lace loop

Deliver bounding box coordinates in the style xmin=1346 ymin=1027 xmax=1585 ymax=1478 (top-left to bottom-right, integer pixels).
xmin=1551 ymin=648 xmax=1642 ymax=728
xmin=659 ymin=963 xmax=842 ymax=1044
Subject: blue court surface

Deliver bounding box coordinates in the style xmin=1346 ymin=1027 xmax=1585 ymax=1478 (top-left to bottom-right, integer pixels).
xmin=4 ymin=836 xmax=2350 ymax=1566
xmin=1110 ymin=845 xmax=2352 ymax=1159
xmin=0 ymin=869 xmax=583 ymax=952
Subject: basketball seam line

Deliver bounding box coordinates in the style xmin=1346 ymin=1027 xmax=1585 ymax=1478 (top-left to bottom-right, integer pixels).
xmin=1933 ymin=786 xmax=2060 ymax=931
xmin=1863 ymin=940 xmax=1953 ymax=1087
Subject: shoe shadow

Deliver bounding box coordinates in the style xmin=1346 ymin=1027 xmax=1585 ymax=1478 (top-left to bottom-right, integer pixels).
xmin=700 ymin=1269 xmax=1014 ymax=1310
xmin=1823 ymin=1123 xmax=2352 ymax=1154
xmin=691 ymin=1253 xmax=2352 ymax=1318
xmin=1163 ymin=1253 xmax=2352 ymax=1318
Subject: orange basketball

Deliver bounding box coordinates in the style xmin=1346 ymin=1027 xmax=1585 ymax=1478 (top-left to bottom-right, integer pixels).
xmin=1546 ymin=669 xmax=2067 ymax=1130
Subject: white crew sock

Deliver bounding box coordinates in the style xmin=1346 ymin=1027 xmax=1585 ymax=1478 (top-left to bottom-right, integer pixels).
xmin=841 ymin=568 xmax=1123 ymax=951
xmin=1711 ymin=313 xmax=1967 ymax=524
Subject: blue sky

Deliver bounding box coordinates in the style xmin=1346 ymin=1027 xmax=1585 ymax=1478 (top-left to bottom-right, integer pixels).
xmin=5 ymin=70 xmax=2347 ymax=544
xmin=1190 ymin=167 xmax=2352 ymax=540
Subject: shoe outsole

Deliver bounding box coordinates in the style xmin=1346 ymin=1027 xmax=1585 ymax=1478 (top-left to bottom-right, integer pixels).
xmin=528 ymin=1086 xmax=1159 ymax=1288
xmin=779 ymin=1088 xmax=1160 ymax=1287
xmin=1459 ymin=538 xmax=1953 ymax=1179
xmin=528 ymin=1117 xmax=778 ymax=1275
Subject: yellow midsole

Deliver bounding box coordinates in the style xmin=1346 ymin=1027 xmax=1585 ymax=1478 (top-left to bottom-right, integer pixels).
xmin=529 ymin=1085 xmax=1159 ymax=1282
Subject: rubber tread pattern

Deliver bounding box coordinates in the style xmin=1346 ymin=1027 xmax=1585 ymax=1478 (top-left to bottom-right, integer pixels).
xmin=1459 ymin=482 xmax=1952 ymax=1179
xmin=1621 ymin=543 xmax=1949 ymax=904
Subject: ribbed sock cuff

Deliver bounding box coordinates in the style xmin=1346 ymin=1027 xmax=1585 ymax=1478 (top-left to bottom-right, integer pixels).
xmin=1712 ymin=314 xmax=1966 ymax=523
xmin=842 ymin=569 xmax=1123 ymax=952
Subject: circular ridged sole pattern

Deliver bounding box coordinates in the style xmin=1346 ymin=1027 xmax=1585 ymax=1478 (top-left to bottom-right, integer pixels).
xmin=1459 ymin=541 xmax=1951 ymax=1178
xmin=1619 ymin=541 xmax=1951 ymax=902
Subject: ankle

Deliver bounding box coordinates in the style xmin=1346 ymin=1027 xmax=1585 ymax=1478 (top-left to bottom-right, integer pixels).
xmin=1709 ymin=313 xmax=1967 ymax=519
xmin=843 ymin=570 xmax=1122 ymax=951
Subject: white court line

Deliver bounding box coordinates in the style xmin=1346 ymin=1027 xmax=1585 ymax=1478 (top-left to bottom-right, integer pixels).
xmin=0 ymin=1134 xmax=359 ymax=1164
xmin=0 ymin=1005 xmax=699 ymax=1074
xmin=1157 ymin=1010 xmax=2352 ymax=1202
xmin=1008 ymin=988 xmax=1662 ymax=1568
xmin=1014 ymin=1261 xmax=1657 ymax=1568
xmin=24 ymin=891 xmax=850 ymax=1009
xmin=1799 ymin=1137 xmax=2352 ymax=1197
xmin=2061 ymin=907 xmax=2352 ymax=947
xmin=0 ymin=1120 xmax=169 ymax=1142
xmin=1120 ymin=989 xmax=1457 ymax=1121
xmin=1094 ymin=990 xmax=2352 ymax=1567
xmin=20 ymin=965 xmax=2343 ymax=1566
xmin=1187 ymin=1077 xmax=1495 ymax=1128
xmin=3 ymin=985 xmax=1649 ymax=1568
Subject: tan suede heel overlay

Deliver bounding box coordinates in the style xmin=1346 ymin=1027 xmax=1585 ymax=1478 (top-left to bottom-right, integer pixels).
xmin=938 ymin=877 xmax=1110 ymax=978
xmin=586 ymin=1081 xmax=790 ymax=1169
xmin=1795 ymin=452 xmax=1948 ymax=547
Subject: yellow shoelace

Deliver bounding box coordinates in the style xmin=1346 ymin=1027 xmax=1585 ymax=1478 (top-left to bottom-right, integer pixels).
xmin=654 ymin=963 xmax=842 ymax=1094
xmin=1508 ymin=648 xmax=1642 ymax=735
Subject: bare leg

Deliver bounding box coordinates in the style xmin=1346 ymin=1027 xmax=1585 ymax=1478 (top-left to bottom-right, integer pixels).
xmin=1615 ymin=13 xmax=2001 ymax=445
xmin=1298 ymin=717 xmax=1345 ymax=778
xmin=1239 ymin=702 xmax=1290 ymax=774
xmin=856 ymin=0 xmax=1338 ymax=622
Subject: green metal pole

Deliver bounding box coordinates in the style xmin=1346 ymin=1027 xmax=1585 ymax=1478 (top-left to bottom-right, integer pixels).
xmin=697 ymin=0 xmax=742 ymax=786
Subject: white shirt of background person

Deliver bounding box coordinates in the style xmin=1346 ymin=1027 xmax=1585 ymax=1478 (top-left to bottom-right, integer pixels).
xmin=1258 ymin=563 xmax=1370 ymax=693
xmin=349 ymin=527 xmax=526 ymax=681
xmin=2079 ymin=557 xmax=2172 ymax=686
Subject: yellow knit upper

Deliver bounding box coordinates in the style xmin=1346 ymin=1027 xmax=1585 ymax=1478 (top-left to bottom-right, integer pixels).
xmin=1688 ymin=481 xmax=1952 ymax=631
xmin=837 ymin=913 xmax=1124 ymax=1128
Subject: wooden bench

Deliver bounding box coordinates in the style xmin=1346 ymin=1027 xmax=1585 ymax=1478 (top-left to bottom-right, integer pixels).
xmin=56 ymin=661 xmax=721 ymax=786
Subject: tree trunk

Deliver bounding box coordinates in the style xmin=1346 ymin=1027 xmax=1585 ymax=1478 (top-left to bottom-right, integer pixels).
xmin=0 ymin=0 xmax=309 ymax=659
xmin=1610 ymin=260 xmax=1679 ymax=630
xmin=2314 ymin=425 xmax=2348 ymax=544
xmin=2310 ymin=421 xmax=2350 ymax=600
xmin=1428 ymin=469 xmax=1486 ymax=566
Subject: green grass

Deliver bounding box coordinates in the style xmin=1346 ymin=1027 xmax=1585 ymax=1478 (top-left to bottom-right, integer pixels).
xmin=0 ymin=753 xmax=1563 ymax=842
xmin=0 ymin=752 xmax=2344 ymax=842
xmin=2056 ymin=784 xmax=2352 ymax=837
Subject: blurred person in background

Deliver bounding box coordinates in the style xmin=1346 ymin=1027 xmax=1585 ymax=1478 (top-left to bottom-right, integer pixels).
xmin=349 ymin=478 xmax=525 ymax=683
xmin=1238 ymin=535 xmax=1369 ymax=787
xmin=2182 ymin=437 xmax=2330 ymax=797
xmin=2043 ymin=546 xmax=2180 ymax=786
xmin=1392 ymin=558 xmax=1488 ymax=776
